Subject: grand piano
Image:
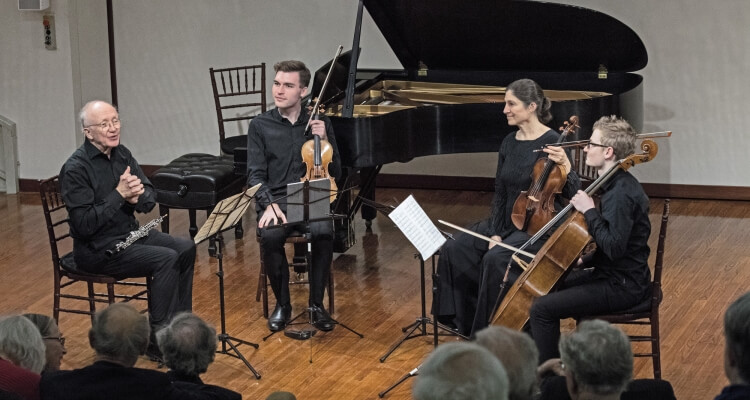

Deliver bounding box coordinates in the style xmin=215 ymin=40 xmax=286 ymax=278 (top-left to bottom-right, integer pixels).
xmin=236 ymin=0 xmax=647 ymax=252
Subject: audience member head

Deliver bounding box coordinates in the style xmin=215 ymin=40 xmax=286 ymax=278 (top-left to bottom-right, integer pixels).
xmin=156 ymin=313 xmax=217 ymax=377
xmin=475 ymin=325 xmax=539 ymax=400
xmin=592 ymin=115 xmax=638 ymax=160
xmin=559 ymin=320 xmax=632 ymax=399
xmin=724 ymin=291 xmax=750 ymax=385
xmin=23 ymin=313 xmax=66 ymax=372
xmin=88 ymin=303 xmax=149 ymax=367
xmin=413 ymin=341 xmax=509 ymax=400
xmin=0 ymin=315 xmax=46 ymax=374
xmin=265 ymin=391 xmax=297 ymax=400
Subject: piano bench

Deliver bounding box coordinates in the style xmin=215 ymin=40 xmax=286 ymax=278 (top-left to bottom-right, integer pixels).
xmin=151 ymin=153 xmax=246 ymax=245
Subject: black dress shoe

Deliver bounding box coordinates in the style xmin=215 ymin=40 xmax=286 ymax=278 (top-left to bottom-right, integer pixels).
xmin=268 ymin=303 xmax=292 ymax=332
xmin=145 ymin=341 xmax=164 ymax=365
xmin=310 ymin=304 xmax=335 ymax=332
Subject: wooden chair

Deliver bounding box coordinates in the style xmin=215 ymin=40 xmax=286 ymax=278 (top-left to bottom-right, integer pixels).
xmin=210 ymin=64 xmax=267 ymax=155
xmin=578 ymin=199 xmax=670 ymax=379
xmin=255 ymin=231 xmax=334 ymax=319
xmin=571 ymin=146 xmax=598 ymax=183
xmin=40 ymin=176 xmax=151 ymax=323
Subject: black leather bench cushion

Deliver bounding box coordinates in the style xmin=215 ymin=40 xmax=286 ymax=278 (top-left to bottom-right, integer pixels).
xmin=151 ymin=153 xmax=245 ymax=209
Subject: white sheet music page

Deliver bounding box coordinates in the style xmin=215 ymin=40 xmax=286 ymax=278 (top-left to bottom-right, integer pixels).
xmin=388 ymin=195 xmax=446 ymax=261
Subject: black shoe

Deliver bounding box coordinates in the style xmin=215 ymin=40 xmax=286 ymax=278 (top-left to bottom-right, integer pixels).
xmin=268 ymin=303 xmax=292 ymax=332
xmin=310 ymin=304 xmax=335 ymax=332
xmin=145 ymin=341 xmax=164 ymax=364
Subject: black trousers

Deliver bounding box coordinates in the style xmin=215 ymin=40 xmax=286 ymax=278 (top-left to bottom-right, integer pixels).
xmin=432 ymin=219 xmax=544 ymax=336
xmin=79 ymin=231 xmax=196 ymax=329
xmin=258 ymin=214 xmax=333 ymax=307
xmin=529 ymin=268 xmax=646 ymax=363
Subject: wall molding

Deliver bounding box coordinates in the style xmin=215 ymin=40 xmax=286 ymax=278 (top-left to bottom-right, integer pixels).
xmin=18 ymin=171 xmax=750 ymax=201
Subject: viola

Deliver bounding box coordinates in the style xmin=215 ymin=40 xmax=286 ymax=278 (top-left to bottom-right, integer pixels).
xmin=511 ymin=116 xmax=579 ymax=235
xmin=491 ymin=139 xmax=660 ymax=330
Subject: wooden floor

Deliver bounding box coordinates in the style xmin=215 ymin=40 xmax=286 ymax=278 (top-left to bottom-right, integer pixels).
xmin=2 ymin=188 xmax=748 ymax=400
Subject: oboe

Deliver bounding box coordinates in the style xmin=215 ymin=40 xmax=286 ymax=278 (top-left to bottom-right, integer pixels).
xmin=105 ymin=214 xmax=168 ymax=257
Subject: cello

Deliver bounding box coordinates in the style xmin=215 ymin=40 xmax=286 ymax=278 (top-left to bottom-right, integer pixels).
xmin=511 ymin=116 xmax=579 ymax=235
xmin=490 ymin=139 xmax=660 ymax=330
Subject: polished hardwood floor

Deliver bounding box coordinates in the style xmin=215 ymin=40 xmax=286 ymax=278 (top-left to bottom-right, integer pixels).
xmin=1 ymin=188 xmax=748 ymax=400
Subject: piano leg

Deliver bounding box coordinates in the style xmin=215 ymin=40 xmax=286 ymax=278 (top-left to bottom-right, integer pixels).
xmin=359 ymin=166 xmax=380 ymax=226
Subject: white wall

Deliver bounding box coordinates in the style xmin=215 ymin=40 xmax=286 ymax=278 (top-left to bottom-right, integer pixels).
xmin=1 ymin=0 xmax=748 ymax=187
xmin=0 ymin=0 xmax=77 ymax=180
xmin=111 ymin=0 xmax=399 ymax=164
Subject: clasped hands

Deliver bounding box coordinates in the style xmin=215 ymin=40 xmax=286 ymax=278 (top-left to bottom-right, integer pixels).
xmin=116 ymin=166 xmax=144 ymax=204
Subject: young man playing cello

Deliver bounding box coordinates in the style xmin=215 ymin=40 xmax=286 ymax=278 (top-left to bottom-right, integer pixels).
xmin=528 ymin=115 xmax=652 ymax=363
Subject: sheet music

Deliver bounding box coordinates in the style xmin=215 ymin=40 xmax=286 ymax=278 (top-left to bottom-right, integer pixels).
xmin=388 ymin=195 xmax=446 ymax=261
xmin=194 ymin=184 xmax=261 ymax=244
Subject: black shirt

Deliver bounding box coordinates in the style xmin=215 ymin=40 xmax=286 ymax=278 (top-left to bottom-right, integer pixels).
xmin=489 ymin=130 xmax=580 ymax=238
xmin=60 ymin=141 xmax=155 ymax=264
xmin=583 ymin=168 xmax=651 ymax=294
xmin=246 ymin=107 xmax=341 ymax=212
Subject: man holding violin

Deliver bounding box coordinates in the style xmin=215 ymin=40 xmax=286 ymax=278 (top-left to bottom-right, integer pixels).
xmin=246 ymin=60 xmax=341 ymax=333
xmin=528 ymin=115 xmax=652 ymax=363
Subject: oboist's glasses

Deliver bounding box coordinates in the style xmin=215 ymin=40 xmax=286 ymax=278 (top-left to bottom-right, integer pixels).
xmin=84 ymin=118 xmax=121 ymax=130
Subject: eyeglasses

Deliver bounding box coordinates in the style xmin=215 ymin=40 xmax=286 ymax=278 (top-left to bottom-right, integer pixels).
xmin=43 ymin=335 xmax=66 ymax=347
xmin=84 ymin=118 xmax=121 ymax=130
xmin=585 ymin=141 xmax=609 ymax=149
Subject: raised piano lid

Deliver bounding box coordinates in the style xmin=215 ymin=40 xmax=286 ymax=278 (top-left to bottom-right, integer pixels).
xmin=305 ymin=0 xmax=648 ymax=168
xmin=363 ymin=0 xmax=647 ymax=75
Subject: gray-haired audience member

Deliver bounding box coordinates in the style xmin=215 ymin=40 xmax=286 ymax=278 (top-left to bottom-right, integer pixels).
xmin=475 ymin=325 xmax=539 ymax=400
xmin=90 ymin=302 xmax=151 ymax=367
xmin=413 ymin=341 xmax=509 ymax=400
xmin=0 ymin=315 xmax=46 ymax=374
xmin=715 ymin=291 xmax=750 ymax=400
xmin=537 ymin=319 xmax=675 ymax=400
xmin=24 ymin=313 xmax=67 ymax=372
xmin=156 ymin=313 xmax=217 ymax=383
xmin=537 ymin=319 xmax=631 ymax=400
xmin=40 ymin=303 xmax=240 ymax=400
xmin=0 ymin=315 xmax=46 ymax=400
xmin=560 ymin=320 xmax=632 ymax=399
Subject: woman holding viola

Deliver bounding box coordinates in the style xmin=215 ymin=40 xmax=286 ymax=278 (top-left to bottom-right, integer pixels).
xmin=432 ymin=78 xmax=580 ymax=337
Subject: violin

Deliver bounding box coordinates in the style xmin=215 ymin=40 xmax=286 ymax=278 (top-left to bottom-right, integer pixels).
xmin=511 ymin=116 xmax=579 ymax=235
xmin=491 ymin=139 xmax=660 ymax=330
xmin=301 ymin=103 xmax=337 ymax=202
xmin=299 ymin=45 xmax=344 ymax=203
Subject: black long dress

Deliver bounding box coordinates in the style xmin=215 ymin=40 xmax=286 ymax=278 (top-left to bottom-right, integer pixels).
xmin=432 ymin=129 xmax=580 ymax=336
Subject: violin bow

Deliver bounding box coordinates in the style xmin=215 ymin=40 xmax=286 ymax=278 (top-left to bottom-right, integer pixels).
xmin=303 ymin=45 xmax=344 ymax=134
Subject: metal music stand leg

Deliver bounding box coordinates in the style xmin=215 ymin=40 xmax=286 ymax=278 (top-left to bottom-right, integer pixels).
xmin=380 ymin=253 xmax=465 ymax=363
xmin=213 ymin=234 xmax=261 ymax=379
xmin=378 ymin=365 xmax=420 ymax=398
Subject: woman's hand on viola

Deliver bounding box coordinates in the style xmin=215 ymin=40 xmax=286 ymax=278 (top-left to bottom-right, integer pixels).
xmin=543 ymin=145 xmax=571 ymax=175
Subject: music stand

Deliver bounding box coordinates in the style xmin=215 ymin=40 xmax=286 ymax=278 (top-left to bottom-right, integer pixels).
xmin=262 ymin=179 xmax=363 ymax=342
xmin=194 ymin=184 xmax=262 ymax=379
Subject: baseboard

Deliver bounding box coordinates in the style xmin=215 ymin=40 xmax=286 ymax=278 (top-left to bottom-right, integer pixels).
xmin=17 ymin=172 xmax=750 ymax=201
